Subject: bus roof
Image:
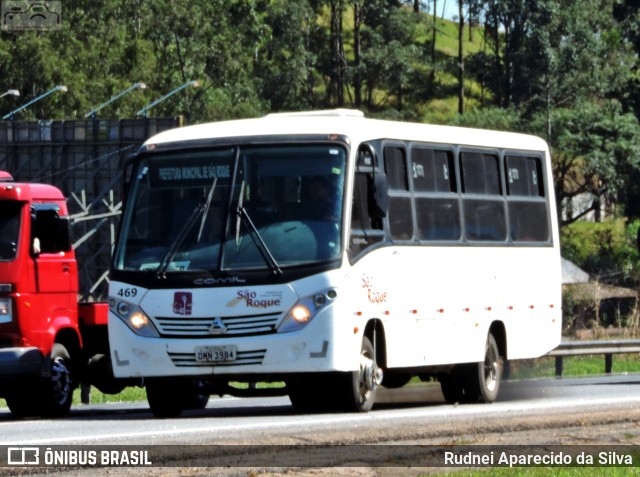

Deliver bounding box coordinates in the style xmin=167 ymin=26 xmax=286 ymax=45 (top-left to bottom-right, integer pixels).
xmin=144 ymin=109 xmax=549 ymax=152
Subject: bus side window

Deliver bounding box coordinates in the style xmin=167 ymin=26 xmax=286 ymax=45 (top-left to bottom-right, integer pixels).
xmin=505 ymin=155 xmax=550 ymax=243
xmin=505 ymin=155 xmax=544 ymax=197
xmin=460 ymin=151 xmax=501 ymax=195
xmin=411 ymin=148 xmax=461 ymax=241
xmin=460 ymin=151 xmax=506 ymax=242
xmin=384 ymin=146 xmax=413 ymax=242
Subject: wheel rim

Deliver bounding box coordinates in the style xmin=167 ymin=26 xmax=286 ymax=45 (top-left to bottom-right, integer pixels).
xmin=483 ymin=340 xmax=499 ymax=393
xmin=358 ymin=349 xmax=382 ymax=403
xmin=50 ymin=356 xmax=72 ymax=405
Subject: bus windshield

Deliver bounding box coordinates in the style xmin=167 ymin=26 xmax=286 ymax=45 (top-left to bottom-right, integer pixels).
xmin=115 ymin=144 xmax=346 ymax=273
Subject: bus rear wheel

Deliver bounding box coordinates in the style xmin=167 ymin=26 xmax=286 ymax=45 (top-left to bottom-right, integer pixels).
xmin=439 ymin=366 xmax=466 ymax=404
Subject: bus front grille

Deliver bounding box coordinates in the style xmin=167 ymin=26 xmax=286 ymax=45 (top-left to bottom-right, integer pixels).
xmin=154 ymin=312 xmax=282 ymax=338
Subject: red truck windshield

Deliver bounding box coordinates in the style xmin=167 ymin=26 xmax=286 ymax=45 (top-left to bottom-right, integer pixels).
xmin=0 ymin=201 xmax=21 ymax=261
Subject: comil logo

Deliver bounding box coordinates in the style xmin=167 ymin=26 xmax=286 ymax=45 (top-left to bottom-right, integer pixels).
xmin=173 ymin=292 xmax=192 ymax=316
xmin=8 ymin=447 xmax=39 ymax=465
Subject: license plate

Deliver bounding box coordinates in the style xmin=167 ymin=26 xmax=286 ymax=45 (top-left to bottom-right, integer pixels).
xmin=195 ymin=346 xmax=237 ymax=363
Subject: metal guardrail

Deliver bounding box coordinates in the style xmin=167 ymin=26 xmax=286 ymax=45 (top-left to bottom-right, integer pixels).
xmin=546 ymin=340 xmax=640 ymax=376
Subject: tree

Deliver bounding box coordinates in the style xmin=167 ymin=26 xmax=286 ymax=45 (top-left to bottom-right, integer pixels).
xmin=548 ymin=101 xmax=640 ymax=226
xmin=457 ymin=0 xmax=464 ymax=114
xmin=359 ymin=0 xmax=421 ymax=112
xmin=255 ymin=0 xmax=316 ymax=111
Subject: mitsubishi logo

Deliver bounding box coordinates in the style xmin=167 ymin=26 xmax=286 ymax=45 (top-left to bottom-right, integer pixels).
xmin=208 ymin=317 xmax=227 ymax=335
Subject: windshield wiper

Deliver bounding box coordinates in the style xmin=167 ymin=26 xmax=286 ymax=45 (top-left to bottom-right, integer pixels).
xmin=197 ymin=177 xmax=217 ymax=243
xmin=155 ymin=203 xmax=205 ymax=278
xmin=236 ymin=205 xmax=282 ymax=276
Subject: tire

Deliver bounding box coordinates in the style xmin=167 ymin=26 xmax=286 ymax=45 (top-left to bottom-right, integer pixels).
xmin=146 ymin=378 xmax=185 ymax=418
xmin=340 ymin=335 xmax=381 ymax=412
xmin=439 ymin=366 xmax=466 ymax=404
xmin=5 ymin=344 xmax=74 ymax=418
xmin=463 ymin=333 xmax=502 ymax=403
xmin=146 ymin=378 xmax=209 ymax=417
xmin=6 ymin=382 xmax=40 ymax=418
xmin=286 ymin=375 xmax=326 ymax=413
xmin=184 ymin=380 xmax=210 ymax=410
xmin=287 ymin=335 xmax=381 ymax=413
xmin=39 ymin=343 xmax=74 ymax=418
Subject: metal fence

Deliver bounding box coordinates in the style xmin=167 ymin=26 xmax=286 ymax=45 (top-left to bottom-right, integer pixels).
xmin=0 ymin=117 xmax=180 ymax=301
xmin=547 ymin=339 xmax=640 ymax=376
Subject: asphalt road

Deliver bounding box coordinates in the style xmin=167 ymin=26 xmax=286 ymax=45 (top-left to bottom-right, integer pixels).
xmin=1 ymin=373 xmax=640 ymax=447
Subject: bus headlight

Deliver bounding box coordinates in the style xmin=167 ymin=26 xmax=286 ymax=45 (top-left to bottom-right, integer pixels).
xmin=109 ymin=298 xmax=159 ymax=338
xmin=291 ymin=305 xmax=311 ymax=323
xmin=0 ymin=298 xmax=12 ymax=323
xmin=278 ymin=289 xmax=337 ymax=333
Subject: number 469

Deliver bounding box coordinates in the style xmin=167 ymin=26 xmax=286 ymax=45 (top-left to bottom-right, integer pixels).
xmin=118 ymin=288 xmax=138 ymax=298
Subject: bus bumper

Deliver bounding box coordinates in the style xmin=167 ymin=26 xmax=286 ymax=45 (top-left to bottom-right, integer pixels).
xmin=108 ymin=311 xmax=352 ymax=379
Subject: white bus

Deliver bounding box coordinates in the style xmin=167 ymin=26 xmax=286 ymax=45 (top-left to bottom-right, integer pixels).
xmin=108 ymin=109 xmax=561 ymax=417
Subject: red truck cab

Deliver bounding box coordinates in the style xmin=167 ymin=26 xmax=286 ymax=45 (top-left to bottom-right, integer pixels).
xmin=0 ymin=171 xmax=109 ymax=417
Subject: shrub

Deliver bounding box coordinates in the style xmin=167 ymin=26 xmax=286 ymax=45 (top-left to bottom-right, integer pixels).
xmin=560 ymin=219 xmax=640 ymax=286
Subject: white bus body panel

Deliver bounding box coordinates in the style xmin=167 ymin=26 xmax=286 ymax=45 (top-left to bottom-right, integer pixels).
xmin=108 ymin=273 xmax=365 ymax=378
xmin=109 ymin=111 xmax=562 ymax=381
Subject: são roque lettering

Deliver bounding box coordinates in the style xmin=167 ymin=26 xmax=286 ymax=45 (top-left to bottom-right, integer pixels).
xmin=237 ymin=290 xmax=281 ymax=308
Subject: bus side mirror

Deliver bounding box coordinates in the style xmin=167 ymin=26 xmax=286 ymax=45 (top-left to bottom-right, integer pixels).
xmin=369 ymin=173 xmax=388 ymax=219
xmin=357 ymin=143 xmax=388 ymax=219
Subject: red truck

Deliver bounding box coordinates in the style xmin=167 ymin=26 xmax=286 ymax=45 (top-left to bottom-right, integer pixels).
xmin=0 ymin=171 xmax=128 ymax=418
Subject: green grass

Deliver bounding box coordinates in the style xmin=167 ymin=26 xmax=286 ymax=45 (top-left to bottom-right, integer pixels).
xmin=508 ymin=354 xmax=640 ymax=380
xmin=73 ymin=385 xmax=147 ymax=405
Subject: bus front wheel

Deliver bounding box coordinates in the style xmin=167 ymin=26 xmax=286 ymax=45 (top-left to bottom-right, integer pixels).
xmin=146 ymin=377 xmax=209 ymax=418
xmin=341 ymin=335 xmax=381 ymax=412
xmin=287 ymin=335 xmax=381 ymax=413
xmin=464 ymin=332 xmax=502 ymax=403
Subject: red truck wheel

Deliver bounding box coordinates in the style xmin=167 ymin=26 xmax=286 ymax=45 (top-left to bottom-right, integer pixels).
xmin=5 ymin=384 xmax=39 ymax=418
xmin=40 ymin=343 xmax=74 ymax=417
xmin=6 ymin=344 xmax=74 ymax=418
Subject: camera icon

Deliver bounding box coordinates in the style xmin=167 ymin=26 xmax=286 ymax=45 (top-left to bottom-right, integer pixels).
xmin=7 ymin=447 xmax=40 ymax=465
xmin=1 ymin=0 xmax=61 ymax=31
